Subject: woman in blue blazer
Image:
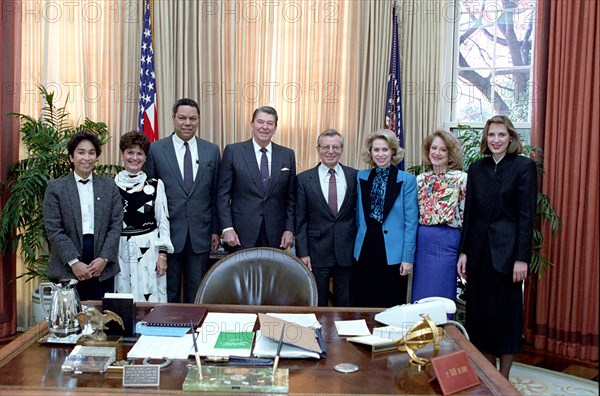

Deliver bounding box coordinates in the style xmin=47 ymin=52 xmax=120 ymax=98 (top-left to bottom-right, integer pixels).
xmin=353 ymin=129 xmax=418 ymax=307
xmin=457 ymin=115 xmax=537 ymax=379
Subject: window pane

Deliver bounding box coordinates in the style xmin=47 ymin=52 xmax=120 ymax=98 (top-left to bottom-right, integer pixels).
xmin=494 ymin=69 xmax=532 ymax=122
xmin=455 ymin=0 xmax=535 ymax=123
xmin=455 ymin=76 xmax=493 ymax=123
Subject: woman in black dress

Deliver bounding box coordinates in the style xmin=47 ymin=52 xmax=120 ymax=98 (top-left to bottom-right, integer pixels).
xmin=457 ymin=115 xmax=537 ymax=378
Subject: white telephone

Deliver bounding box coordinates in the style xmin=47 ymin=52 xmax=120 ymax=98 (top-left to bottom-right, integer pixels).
xmin=374 ymin=297 xmax=456 ymax=328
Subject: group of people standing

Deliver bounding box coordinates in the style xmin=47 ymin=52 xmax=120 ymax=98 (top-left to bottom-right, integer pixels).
xmin=44 ymin=97 xmax=536 ymax=378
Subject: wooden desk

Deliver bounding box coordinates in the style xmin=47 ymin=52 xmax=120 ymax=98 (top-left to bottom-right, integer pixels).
xmin=0 ymin=303 xmax=518 ymax=395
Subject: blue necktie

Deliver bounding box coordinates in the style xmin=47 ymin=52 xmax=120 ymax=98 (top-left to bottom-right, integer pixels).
xmin=184 ymin=141 xmax=193 ymax=192
xmin=260 ymin=148 xmax=269 ymax=192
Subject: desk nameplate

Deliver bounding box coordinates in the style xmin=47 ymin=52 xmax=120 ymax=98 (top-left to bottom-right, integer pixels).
xmin=123 ymin=365 xmax=160 ymax=387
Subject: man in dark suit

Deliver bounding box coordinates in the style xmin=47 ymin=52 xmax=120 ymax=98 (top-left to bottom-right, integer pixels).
xmin=295 ymin=129 xmax=357 ymax=306
xmin=44 ymin=130 xmax=123 ymax=301
xmin=144 ymin=98 xmax=221 ymax=303
xmin=218 ymin=106 xmax=296 ymax=250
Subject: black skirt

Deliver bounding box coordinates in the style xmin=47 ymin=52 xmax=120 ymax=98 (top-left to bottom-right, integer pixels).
xmin=352 ymin=217 xmax=408 ymax=308
xmin=465 ymin=239 xmax=523 ymax=355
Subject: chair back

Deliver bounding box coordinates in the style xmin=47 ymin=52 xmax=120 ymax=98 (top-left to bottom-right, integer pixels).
xmin=195 ymin=247 xmax=318 ymax=306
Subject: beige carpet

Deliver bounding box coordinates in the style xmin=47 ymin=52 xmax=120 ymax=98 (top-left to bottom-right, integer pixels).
xmin=510 ymin=362 xmax=599 ymax=395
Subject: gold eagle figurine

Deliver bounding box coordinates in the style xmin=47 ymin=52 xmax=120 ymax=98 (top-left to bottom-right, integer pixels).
xmin=76 ymin=307 xmax=124 ymax=342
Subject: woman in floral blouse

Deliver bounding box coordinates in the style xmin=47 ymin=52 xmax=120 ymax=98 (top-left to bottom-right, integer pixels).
xmin=411 ymin=130 xmax=467 ymax=302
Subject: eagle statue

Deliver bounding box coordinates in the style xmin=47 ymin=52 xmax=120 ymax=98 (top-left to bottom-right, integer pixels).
xmin=76 ymin=307 xmax=124 ymax=342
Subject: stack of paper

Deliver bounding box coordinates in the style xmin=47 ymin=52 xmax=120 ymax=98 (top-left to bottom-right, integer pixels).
xmin=335 ymin=319 xmax=406 ymax=353
xmin=127 ymin=334 xmax=195 ymax=359
xmin=252 ymin=313 xmax=325 ymax=359
xmin=128 ymin=312 xmax=258 ymax=360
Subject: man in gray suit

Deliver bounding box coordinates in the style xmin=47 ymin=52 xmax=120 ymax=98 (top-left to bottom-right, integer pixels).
xmin=144 ymin=98 xmax=221 ymax=303
xmin=218 ymin=106 xmax=296 ymax=251
xmin=44 ymin=130 xmax=123 ymax=301
xmin=295 ymin=129 xmax=357 ymax=306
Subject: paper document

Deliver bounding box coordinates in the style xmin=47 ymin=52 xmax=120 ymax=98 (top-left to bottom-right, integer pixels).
xmin=346 ymin=334 xmax=399 ymax=352
xmin=195 ymin=312 xmax=257 ymax=357
xmin=334 ymin=319 xmax=371 ymax=336
xmin=373 ymin=325 xmax=407 ymax=341
xmin=266 ymin=313 xmax=322 ymax=329
xmin=127 ymin=334 xmax=193 ymax=359
xmin=253 ymin=330 xmax=321 ymax=359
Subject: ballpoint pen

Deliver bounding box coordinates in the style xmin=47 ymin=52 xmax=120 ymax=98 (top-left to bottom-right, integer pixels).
xmin=272 ymin=323 xmax=285 ymax=381
xmin=190 ymin=321 xmax=202 ymax=380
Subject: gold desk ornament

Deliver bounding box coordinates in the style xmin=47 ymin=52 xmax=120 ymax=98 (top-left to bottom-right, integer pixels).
xmin=396 ymin=314 xmax=444 ymax=368
xmin=76 ymin=307 xmax=124 ymax=343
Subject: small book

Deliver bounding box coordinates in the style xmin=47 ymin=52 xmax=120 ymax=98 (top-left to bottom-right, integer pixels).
xmin=142 ymin=304 xmax=208 ymax=327
xmin=102 ymin=293 xmax=135 ymax=337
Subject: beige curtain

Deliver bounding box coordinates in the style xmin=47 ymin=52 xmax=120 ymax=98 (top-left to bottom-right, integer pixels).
xmin=398 ymin=0 xmax=454 ymax=168
xmin=16 ymin=0 xmax=141 ymax=329
xmin=15 ymin=0 xmax=395 ymax=329
xmin=153 ymin=0 xmax=393 ymax=172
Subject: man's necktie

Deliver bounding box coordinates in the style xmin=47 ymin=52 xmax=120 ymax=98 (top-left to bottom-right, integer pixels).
xmin=183 ymin=141 xmax=193 ymax=192
xmin=79 ymin=179 xmax=90 ymax=185
xmin=328 ymin=168 xmax=338 ymax=216
xmin=260 ymin=148 xmax=269 ymax=192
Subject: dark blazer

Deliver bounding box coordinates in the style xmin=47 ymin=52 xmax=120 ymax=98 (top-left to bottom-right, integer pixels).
xmin=217 ymin=139 xmax=296 ymax=248
xmin=459 ymin=155 xmax=537 ymax=274
xmin=295 ymin=164 xmax=358 ymax=267
xmin=144 ymin=135 xmax=221 ymax=254
xmin=44 ymin=173 xmax=123 ymax=282
xmin=354 ymin=166 xmax=419 ymax=264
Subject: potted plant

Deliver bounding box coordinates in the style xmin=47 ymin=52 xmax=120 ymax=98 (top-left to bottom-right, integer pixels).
xmin=0 ymin=85 xmax=120 ymax=321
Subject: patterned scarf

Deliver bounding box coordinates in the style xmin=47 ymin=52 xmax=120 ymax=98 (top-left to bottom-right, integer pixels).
xmin=369 ymin=166 xmax=390 ymax=223
xmin=115 ymin=170 xmax=147 ymax=193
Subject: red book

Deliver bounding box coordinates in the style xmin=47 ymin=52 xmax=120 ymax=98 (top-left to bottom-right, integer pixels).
xmin=142 ymin=305 xmax=208 ymax=327
xmin=430 ymin=350 xmax=480 ymax=395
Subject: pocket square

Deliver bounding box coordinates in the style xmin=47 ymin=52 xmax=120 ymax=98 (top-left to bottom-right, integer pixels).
xmin=281 ymin=167 xmax=290 ymax=171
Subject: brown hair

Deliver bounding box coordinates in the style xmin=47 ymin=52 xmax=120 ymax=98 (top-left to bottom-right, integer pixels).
xmin=422 ymin=129 xmax=463 ymax=170
xmin=119 ymin=131 xmax=151 ymax=155
xmin=480 ymin=115 xmax=523 ymax=155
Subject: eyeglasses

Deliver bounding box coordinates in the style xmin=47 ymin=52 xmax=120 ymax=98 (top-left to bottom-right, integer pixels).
xmin=318 ymin=145 xmax=342 ymax=152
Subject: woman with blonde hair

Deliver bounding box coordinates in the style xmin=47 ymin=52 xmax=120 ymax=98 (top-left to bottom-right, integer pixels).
xmin=353 ymin=129 xmax=418 ymax=307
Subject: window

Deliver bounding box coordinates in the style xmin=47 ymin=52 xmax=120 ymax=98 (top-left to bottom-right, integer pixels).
xmin=453 ymin=0 xmax=536 ymax=125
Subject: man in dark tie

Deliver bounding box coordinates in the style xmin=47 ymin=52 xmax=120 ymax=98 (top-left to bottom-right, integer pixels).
xmin=295 ymin=129 xmax=358 ymax=306
xmin=218 ymin=106 xmax=296 ymax=251
xmin=144 ymin=98 xmax=221 ymax=303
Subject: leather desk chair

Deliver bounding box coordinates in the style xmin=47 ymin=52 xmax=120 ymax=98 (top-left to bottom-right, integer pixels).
xmin=195 ymin=247 xmax=318 ymax=306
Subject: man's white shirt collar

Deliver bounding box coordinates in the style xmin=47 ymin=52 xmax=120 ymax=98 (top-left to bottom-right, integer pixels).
xmin=252 ymin=139 xmax=272 ymax=153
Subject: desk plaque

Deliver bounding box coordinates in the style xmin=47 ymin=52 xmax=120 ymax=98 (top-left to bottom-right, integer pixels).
xmin=430 ymin=350 xmax=480 ymax=395
xmin=122 ymin=365 xmax=160 ymax=387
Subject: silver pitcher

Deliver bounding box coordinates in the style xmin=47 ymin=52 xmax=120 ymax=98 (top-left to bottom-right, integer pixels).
xmin=39 ymin=279 xmax=82 ymax=337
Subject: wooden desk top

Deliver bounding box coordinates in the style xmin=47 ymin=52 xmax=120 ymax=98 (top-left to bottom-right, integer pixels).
xmin=0 ymin=303 xmax=518 ymax=395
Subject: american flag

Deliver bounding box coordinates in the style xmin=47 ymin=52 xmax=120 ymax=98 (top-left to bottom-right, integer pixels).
xmin=138 ymin=0 xmax=158 ymax=142
xmin=385 ymin=1 xmax=404 ymax=169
